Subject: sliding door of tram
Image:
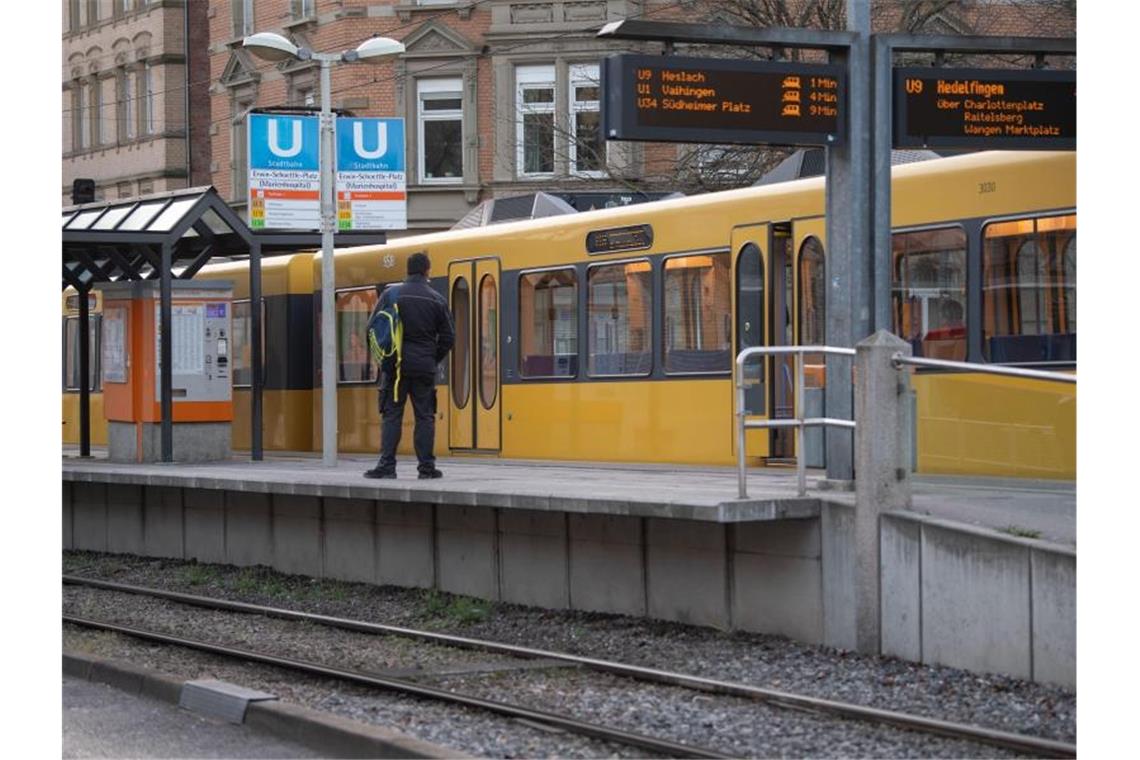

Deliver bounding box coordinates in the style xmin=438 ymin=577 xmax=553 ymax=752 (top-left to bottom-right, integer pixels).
xmin=769 ymin=224 xmax=796 ymax=461
xmin=731 ymin=224 xmax=769 ymax=460
xmin=792 ymin=218 xmax=827 ymax=468
xmin=448 ymin=259 xmax=501 ymax=452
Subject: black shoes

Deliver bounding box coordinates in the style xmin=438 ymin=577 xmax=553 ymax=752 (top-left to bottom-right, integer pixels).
xmin=364 ymin=466 xmax=441 ymax=480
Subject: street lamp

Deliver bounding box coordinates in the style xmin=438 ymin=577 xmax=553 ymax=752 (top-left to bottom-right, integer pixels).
xmin=244 ymin=32 xmax=405 ymax=468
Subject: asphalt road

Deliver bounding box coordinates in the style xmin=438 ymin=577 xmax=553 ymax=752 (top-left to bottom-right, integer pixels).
xmin=63 ymin=676 xmax=324 ymax=759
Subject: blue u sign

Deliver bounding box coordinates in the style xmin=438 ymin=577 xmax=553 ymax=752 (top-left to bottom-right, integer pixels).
xmin=336 ymin=118 xmax=405 ymax=172
xmin=248 ymin=114 xmax=320 ymax=171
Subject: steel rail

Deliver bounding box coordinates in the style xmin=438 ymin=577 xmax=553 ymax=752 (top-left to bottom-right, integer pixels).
xmin=892 ymin=353 xmax=1076 ymax=384
xmin=63 ymin=614 xmax=728 ymax=759
xmin=65 ymin=576 xmax=1076 ymax=758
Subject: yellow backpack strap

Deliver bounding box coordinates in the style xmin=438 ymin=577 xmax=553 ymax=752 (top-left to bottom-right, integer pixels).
xmin=392 ymin=304 xmax=402 ymax=402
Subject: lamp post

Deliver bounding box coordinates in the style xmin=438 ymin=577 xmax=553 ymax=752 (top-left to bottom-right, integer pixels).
xmin=244 ymin=32 xmax=405 ymax=467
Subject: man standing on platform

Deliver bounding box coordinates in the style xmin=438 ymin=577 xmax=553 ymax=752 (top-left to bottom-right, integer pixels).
xmin=365 ymin=252 xmax=454 ymax=479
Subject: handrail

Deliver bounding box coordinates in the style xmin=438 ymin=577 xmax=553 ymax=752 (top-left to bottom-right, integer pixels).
xmin=891 ymin=353 xmax=1076 ymax=384
xmin=735 ymin=346 xmax=856 ymax=499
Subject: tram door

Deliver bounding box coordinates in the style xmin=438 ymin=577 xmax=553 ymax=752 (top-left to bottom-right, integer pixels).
xmin=448 ymin=259 xmax=502 ymax=452
xmin=769 ymin=224 xmax=796 ymax=460
xmin=731 ymin=224 xmax=770 ymax=460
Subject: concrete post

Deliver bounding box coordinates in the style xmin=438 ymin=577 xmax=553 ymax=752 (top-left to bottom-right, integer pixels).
xmin=854 ymin=330 xmax=912 ymax=654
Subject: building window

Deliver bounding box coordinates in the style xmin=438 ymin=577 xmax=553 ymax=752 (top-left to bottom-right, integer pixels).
xmin=417 ymin=78 xmax=463 ymax=184
xmin=293 ymin=85 xmax=315 ymax=108
xmin=336 ymin=288 xmax=379 ymax=383
xmin=517 ymin=65 xmax=555 ymax=177
xmin=90 ymin=79 xmax=102 ymax=147
xmin=117 ymin=181 xmax=132 ymax=199
xmin=892 ymin=227 xmax=967 ymax=362
xmin=233 ymin=0 xmax=255 ymax=38
xmin=569 ymin=63 xmax=604 ymax=175
xmin=232 ymin=102 xmax=252 ymax=203
xmin=587 ymin=260 xmax=652 ymax=376
xmin=982 ymin=214 xmax=1076 ymax=363
xmin=142 ymin=62 xmax=155 ymax=134
xmin=86 ymin=0 xmax=99 ymax=26
xmin=124 ymin=69 xmax=137 ymax=140
xmin=69 ymin=0 xmax=80 ymax=31
xmin=519 ymin=269 xmax=577 ymax=379
xmin=76 ymin=84 xmax=89 ymax=150
xmin=116 ymin=0 xmax=132 ymax=18
xmin=798 ymin=237 xmax=826 ymax=387
xmin=664 ymin=252 xmax=731 ymax=374
xmin=291 ymin=0 xmax=315 ymax=19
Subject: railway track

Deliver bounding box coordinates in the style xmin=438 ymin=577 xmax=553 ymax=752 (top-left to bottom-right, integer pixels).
xmin=63 ymin=575 xmax=1076 ymax=758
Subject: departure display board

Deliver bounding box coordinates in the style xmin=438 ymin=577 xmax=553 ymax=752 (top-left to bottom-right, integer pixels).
xmin=602 ymin=54 xmax=845 ymax=146
xmin=893 ymin=67 xmax=1075 ymax=150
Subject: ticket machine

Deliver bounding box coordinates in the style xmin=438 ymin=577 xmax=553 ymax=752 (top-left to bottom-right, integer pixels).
xmin=97 ymin=281 xmax=233 ymax=462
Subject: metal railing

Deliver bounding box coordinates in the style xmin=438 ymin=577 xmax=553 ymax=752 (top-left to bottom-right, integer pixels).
xmin=735 ymin=346 xmax=856 ymax=499
xmin=891 ymin=353 xmax=1077 ymax=384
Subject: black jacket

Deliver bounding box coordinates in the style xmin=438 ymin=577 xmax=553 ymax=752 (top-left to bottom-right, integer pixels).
xmin=380 ymin=273 xmax=455 ymax=379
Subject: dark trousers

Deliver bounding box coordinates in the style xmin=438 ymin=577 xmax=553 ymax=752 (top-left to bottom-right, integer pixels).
xmin=377 ymin=372 xmax=437 ymax=472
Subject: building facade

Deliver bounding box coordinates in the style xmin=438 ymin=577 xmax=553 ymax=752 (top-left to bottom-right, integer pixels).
xmin=62 ymin=0 xmax=210 ymax=205
xmin=208 ymin=0 xmax=676 ymax=234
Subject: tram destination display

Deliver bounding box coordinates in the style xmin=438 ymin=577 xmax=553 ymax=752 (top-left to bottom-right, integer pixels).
xmin=602 ymin=54 xmax=845 ymax=146
xmin=893 ymin=67 xmax=1074 ymax=150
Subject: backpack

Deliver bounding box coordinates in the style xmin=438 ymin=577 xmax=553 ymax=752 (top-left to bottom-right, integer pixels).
xmin=366 ymin=285 xmax=404 ymax=400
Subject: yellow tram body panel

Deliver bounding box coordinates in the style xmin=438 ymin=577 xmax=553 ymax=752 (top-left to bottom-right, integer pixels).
xmin=913 ymin=372 xmax=1075 ymax=479
xmin=62 ymin=392 xmax=107 ymax=446
xmin=498 ymin=380 xmax=735 ymax=465
xmin=230 ymin=390 xmax=315 ymax=452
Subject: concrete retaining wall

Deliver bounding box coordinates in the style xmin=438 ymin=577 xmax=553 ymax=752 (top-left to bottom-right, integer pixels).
xmin=880 ymin=511 xmax=1075 ymax=689
xmin=62 ymin=483 xmax=1075 ymax=689
xmin=63 ymin=483 xmax=825 ymax=643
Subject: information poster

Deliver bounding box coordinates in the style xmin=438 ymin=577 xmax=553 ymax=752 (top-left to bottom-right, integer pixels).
xmin=102 ymin=306 xmax=127 ymax=383
xmin=335 ymin=117 xmax=407 ymax=230
xmin=247 ymin=113 xmax=321 ymax=230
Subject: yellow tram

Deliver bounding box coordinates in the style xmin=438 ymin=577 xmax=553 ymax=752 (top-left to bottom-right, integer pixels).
xmin=63 ymin=150 xmax=1075 ymax=478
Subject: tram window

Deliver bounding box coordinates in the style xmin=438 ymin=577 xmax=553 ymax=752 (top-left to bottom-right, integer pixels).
xmin=336 ymin=287 xmax=379 ymax=383
xmin=891 ymin=227 xmax=967 ymax=362
xmin=519 ymin=269 xmax=577 ymax=378
xmin=232 ymin=299 xmax=266 ymax=388
xmin=452 ymin=278 xmax=471 ymax=407
xmin=479 ymin=275 xmax=498 ymax=409
xmin=664 ymin=252 xmax=731 ymax=374
xmin=64 ymin=315 xmax=101 ymax=392
xmin=983 ymin=214 xmax=1076 ymax=363
xmin=587 ymin=261 xmax=652 ymax=376
xmin=798 ymin=237 xmax=826 ymax=388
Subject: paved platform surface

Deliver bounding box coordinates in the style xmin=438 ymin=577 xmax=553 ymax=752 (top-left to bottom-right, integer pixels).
xmin=61 ymin=450 xmax=1075 ymax=545
xmin=63 ymin=676 xmax=323 ymax=759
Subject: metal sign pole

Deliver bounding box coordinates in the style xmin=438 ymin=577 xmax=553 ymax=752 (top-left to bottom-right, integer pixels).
xmin=318 ymin=56 xmax=338 ymax=467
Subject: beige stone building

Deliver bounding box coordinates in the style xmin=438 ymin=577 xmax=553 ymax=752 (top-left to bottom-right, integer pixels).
xmin=62 ymin=0 xmax=210 ymax=205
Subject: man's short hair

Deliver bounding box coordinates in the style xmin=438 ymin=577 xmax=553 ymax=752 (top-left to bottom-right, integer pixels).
xmin=407 ymin=252 xmax=431 ymax=276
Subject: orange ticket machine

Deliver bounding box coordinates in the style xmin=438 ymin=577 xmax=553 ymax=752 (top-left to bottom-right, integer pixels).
xmin=97 ymin=281 xmax=234 ymax=462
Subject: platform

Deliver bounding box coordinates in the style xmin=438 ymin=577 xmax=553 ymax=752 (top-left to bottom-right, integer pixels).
xmin=60 ymin=450 xmax=1075 ymax=544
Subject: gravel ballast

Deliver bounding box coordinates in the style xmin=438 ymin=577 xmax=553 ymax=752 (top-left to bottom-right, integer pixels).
xmin=62 ymin=551 xmax=1076 ymax=756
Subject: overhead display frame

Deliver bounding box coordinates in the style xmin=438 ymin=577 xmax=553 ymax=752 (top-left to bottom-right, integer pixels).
xmin=893 ymin=66 xmax=1075 ymax=150
xmin=602 ymin=54 xmax=846 ymax=146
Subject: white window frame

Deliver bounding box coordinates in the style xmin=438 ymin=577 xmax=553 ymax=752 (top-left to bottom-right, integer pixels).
xmin=516 ymin=65 xmax=556 ymax=178
xmin=417 ymin=77 xmax=464 ymax=185
xmin=569 ymin=63 xmax=606 ymax=177
xmin=292 ymin=0 xmax=316 ymax=19
xmin=234 ymin=0 xmax=255 ymax=38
